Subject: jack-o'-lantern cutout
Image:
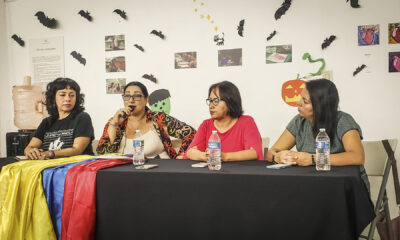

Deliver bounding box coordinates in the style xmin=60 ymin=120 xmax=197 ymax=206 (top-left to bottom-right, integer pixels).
xmin=282 ymin=79 xmax=306 ymax=107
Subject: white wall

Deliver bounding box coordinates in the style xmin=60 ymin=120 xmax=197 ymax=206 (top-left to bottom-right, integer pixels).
xmin=1 ymin=0 xmax=400 ymax=225
xmin=0 ymin=0 xmax=10 ymax=157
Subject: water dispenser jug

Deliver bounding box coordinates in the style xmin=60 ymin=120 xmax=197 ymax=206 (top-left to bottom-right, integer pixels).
xmin=12 ymin=76 xmax=46 ymax=130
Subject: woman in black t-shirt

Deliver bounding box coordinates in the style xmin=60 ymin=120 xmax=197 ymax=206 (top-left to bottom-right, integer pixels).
xmin=24 ymin=78 xmax=94 ymax=160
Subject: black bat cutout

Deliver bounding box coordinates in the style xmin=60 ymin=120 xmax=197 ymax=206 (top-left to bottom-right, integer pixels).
xmin=322 ymin=35 xmax=337 ymax=49
xmin=35 ymin=11 xmax=57 ymax=28
xmin=78 ymin=10 xmax=92 ymax=21
xmin=113 ymin=9 xmax=127 ymax=19
xmin=142 ymin=74 xmax=157 ymax=83
xmin=134 ymin=44 xmax=145 ymax=52
xmin=150 ymin=30 xmax=165 ymax=39
xmin=347 ymin=0 xmax=360 ymax=8
xmin=274 ymin=0 xmax=292 ymax=20
xmin=11 ymin=34 xmax=25 ymax=47
xmin=70 ymin=51 xmax=86 ymax=66
xmin=267 ymin=30 xmax=277 ymax=41
xmin=237 ymin=19 xmax=245 ymax=37
xmin=353 ymin=64 xmax=366 ymax=76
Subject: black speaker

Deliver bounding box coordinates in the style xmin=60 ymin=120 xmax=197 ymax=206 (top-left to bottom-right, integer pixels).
xmin=6 ymin=130 xmax=35 ymax=157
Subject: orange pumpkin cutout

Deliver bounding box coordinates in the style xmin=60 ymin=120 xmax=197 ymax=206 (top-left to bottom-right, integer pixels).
xmin=281 ymin=79 xmax=306 ymax=107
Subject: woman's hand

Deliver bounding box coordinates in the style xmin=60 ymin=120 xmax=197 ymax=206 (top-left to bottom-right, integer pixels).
xmin=26 ymin=147 xmax=43 ymax=160
xmin=294 ymin=152 xmax=313 ymax=166
xmin=112 ymin=106 xmax=133 ymax=125
xmin=275 ymin=150 xmax=297 ymax=164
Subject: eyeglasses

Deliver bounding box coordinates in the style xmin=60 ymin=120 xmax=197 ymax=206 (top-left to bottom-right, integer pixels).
xmin=206 ymin=97 xmax=224 ymax=106
xmin=122 ymin=94 xmax=143 ymax=101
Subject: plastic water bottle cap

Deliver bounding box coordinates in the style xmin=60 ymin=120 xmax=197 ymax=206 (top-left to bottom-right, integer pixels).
xmin=319 ymin=128 xmax=326 ymax=132
xmin=135 ymin=129 xmax=141 ymax=133
xmin=212 ymin=130 xmax=217 ymax=133
xmin=23 ymin=76 xmax=32 ymax=86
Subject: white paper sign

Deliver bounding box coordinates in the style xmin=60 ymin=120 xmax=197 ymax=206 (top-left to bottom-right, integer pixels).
xmin=29 ymin=36 xmax=65 ymax=88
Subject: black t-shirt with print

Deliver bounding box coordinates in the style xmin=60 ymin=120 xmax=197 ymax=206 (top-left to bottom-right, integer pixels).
xmin=34 ymin=111 xmax=95 ymax=155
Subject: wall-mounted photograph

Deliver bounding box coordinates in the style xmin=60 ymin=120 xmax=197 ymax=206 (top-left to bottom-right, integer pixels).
xmin=175 ymin=52 xmax=197 ymax=69
xmin=105 ymin=35 xmax=125 ymax=51
xmin=266 ymin=45 xmax=292 ymax=64
xmin=388 ymin=23 xmax=400 ymax=44
xmin=105 ymin=56 xmax=126 ymax=72
xmin=106 ymin=78 xmax=126 ymax=94
xmin=358 ymin=24 xmax=380 ymax=46
xmin=218 ymin=48 xmax=242 ymax=67
xmin=389 ymin=52 xmax=400 ymax=73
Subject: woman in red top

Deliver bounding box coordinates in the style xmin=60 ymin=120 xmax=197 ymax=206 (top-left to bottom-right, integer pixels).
xmin=186 ymin=81 xmax=263 ymax=161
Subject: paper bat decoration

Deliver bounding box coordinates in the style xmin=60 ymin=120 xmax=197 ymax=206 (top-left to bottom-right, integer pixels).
xmin=150 ymin=30 xmax=165 ymax=39
xmin=35 ymin=11 xmax=57 ymax=28
xmin=134 ymin=44 xmax=145 ymax=52
xmin=113 ymin=9 xmax=127 ymax=19
xmin=11 ymin=34 xmax=24 ymax=47
xmin=353 ymin=64 xmax=366 ymax=76
xmin=267 ymin=30 xmax=277 ymax=41
xmin=347 ymin=0 xmax=360 ymax=8
xmin=321 ymin=35 xmax=336 ymax=49
xmin=237 ymin=19 xmax=245 ymax=37
xmin=70 ymin=51 xmax=86 ymax=65
xmin=78 ymin=10 xmax=92 ymax=21
xmin=142 ymin=74 xmax=157 ymax=83
xmin=274 ymin=0 xmax=292 ymax=20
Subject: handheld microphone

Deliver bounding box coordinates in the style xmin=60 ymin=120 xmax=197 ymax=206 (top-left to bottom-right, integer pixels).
xmin=121 ymin=105 xmax=135 ymax=119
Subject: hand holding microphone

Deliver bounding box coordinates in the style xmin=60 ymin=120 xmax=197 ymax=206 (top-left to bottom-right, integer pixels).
xmin=112 ymin=105 xmax=135 ymax=124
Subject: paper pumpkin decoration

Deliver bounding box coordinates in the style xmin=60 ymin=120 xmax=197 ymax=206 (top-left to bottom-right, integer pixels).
xmin=282 ymin=79 xmax=306 ymax=107
xmin=149 ymin=89 xmax=171 ymax=114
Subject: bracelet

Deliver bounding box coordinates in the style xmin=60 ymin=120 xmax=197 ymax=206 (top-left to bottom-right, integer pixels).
xmin=49 ymin=150 xmax=55 ymax=159
xmin=311 ymin=154 xmax=315 ymax=165
xmin=271 ymin=154 xmax=277 ymax=164
xmin=109 ymin=122 xmax=119 ymax=128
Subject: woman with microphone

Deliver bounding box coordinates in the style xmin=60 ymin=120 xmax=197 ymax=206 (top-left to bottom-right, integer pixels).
xmin=97 ymin=81 xmax=196 ymax=159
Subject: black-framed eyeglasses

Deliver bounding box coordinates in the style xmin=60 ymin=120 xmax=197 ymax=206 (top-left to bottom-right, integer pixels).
xmin=122 ymin=94 xmax=143 ymax=101
xmin=206 ymin=97 xmax=224 ymax=106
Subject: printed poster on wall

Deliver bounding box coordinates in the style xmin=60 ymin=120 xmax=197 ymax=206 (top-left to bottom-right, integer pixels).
xmin=29 ymin=36 xmax=65 ymax=89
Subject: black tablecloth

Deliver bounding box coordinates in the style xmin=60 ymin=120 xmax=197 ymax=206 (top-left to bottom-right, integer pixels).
xmin=95 ymin=159 xmax=375 ymax=240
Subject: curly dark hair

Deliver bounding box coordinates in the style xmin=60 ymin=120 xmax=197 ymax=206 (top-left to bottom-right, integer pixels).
xmin=45 ymin=78 xmax=85 ymax=122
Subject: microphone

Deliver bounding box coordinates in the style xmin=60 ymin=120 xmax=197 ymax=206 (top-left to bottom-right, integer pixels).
xmin=121 ymin=105 xmax=135 ymax=119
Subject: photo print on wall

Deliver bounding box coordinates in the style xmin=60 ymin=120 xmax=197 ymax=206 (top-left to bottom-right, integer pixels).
xmin=266 ymin=45 xmax=292 ymax=64
xmin=175 ymin=52 xmax=197 ymax=69
xmin=389 ymin=52 xmax=400 ymax=73
xmin=388 ymin=23 xmax=400 ymax=44
xmin=218 ymin=48 xmax=242 ymax=67
xmin=105 ymin=35 xmax=125 ymax=51
xmin=358 ymin=24 xmax=379 ymax=46
xmin=106 ymin=78 xmax=126 ymax=94
xmin=105 ymin=56 xmax=126 ymax=72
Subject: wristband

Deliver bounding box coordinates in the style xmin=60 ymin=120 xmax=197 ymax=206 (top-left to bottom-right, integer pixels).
xmin=311 ymin=154 xmax=315 ymax=165
xmin=49 ymin=150 xmax=55 ymax=159
xmin=271 ymin=154 xmax=277 ymax=164
xmin=109 ymin=122 xmax=119 ymax=128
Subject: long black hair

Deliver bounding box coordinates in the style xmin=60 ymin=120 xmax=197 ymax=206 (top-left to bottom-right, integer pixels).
xmin=208 ymin=81 xmax=243 ymax=118
xmin=306 ymin=79 xmax=339 ymax=139
xmin=45 ymin=78 xmax=85 ymax=123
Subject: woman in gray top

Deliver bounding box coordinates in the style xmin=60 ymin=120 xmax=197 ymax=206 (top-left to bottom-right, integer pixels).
xmin=267 ymin=79 xmax=369 ymax=189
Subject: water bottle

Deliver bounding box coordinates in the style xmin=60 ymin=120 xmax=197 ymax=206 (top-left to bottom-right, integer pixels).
xmin=12 ymin=76 xmax=46 ymax=130
xmin=133 ymin=130 xmax=145 ymax=165
xmin=208 ymin=130 xmax=221 ymax=170
xmin=315 ymin=128 xmax=331 ymax=171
